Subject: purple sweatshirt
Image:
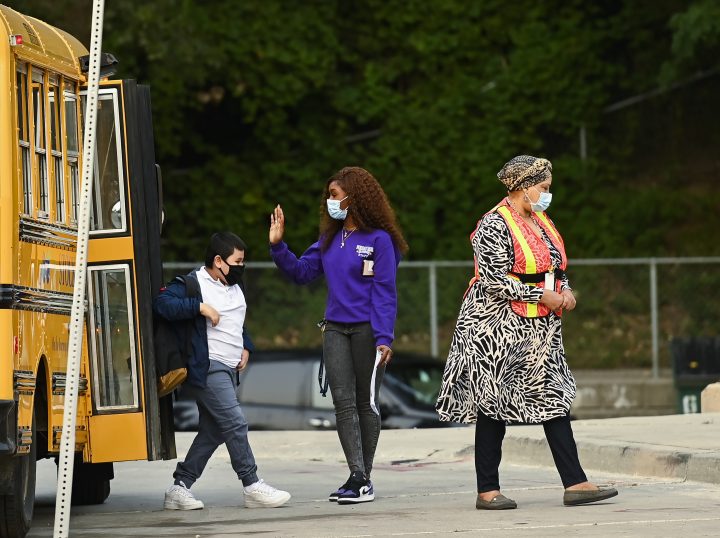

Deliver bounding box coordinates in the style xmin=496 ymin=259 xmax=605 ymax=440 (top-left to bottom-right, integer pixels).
xmin=270 ymin=229 xmax=400 ymax=347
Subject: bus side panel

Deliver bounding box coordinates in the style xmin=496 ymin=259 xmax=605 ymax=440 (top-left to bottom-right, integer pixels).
xmin=122 ymin=80 xmax=175 ymax=461
xmin=0 ymin=313 xmax=15 ymax=455
xmin=0 ymin=31 xmax=15 ymax=402
xmin=16 ymin=309 xmax=40 ymax=438
xmin=45 ymin=315 xmax=92 ymax=458
xmin=15 ymin=241 xmax=89 ymax=451
xmin=0 ymin=312 xmax=14 ymax=424
xmin=87 ymin=413 xmax=147 ymax=462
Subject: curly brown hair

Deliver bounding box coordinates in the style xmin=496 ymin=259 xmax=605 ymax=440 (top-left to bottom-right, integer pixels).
xmin=319 ymin=167 xmax=409 ymax=254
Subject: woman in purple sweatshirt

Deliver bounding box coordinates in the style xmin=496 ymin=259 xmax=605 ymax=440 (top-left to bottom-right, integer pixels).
xmin=269 ymin=166 xmax=408 ymax=505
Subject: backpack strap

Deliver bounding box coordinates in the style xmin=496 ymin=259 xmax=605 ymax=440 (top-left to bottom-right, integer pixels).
xmin=174 ymin=272 xmax=202 ymax=368
xmin=169 ymin=271 xmax=201 ymax=300
xmin=183 ymin=272 xmax=201 ymax=299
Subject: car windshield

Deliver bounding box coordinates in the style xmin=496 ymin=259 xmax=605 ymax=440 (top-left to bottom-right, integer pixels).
xmin=385 ymin=363 xmax=443 ymax=410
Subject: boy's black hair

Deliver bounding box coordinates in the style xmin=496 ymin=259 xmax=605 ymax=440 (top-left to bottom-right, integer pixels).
xmin=204 ymin=232 xmax=247 ymax=267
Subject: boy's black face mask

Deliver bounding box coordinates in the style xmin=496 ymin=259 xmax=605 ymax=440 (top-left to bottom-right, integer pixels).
xmin=221 ymin=261 xmax=244 ymax=286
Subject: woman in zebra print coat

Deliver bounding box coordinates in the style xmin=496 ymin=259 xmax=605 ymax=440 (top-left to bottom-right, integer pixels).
xmin=436 ymin=155 xmax=618 ymax=510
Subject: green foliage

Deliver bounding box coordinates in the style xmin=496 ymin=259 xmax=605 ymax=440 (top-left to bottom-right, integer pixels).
xmin=661 ymin=0 xmax=720 ymax=83
xmin=8 ymin=0 xmax=718 ymax=262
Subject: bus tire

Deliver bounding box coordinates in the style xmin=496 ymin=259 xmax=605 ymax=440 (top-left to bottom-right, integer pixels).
xmin=0 ymin=412 xmax=36 ymax=538
xmin=69 ymin=456 xmax=112 ymax=506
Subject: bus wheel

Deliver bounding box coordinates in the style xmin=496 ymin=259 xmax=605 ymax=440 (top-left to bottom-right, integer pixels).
xmin=69 ymin=456 xmax=112 ymax=505
xmin=0 ymin=413 xmax=36 ymax=538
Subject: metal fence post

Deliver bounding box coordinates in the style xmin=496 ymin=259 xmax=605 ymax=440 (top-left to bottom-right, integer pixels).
xmin=650 ymin=258 xmax=659 ymax=378
xmin=429 ymin=262 xmax=438 ymax=357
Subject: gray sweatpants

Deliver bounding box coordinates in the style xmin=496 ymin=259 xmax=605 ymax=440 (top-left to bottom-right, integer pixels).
xmin=323 ymin=321 xmax=385 ymax=477
xmin=173 ymin=360 xmax=259 ymax=488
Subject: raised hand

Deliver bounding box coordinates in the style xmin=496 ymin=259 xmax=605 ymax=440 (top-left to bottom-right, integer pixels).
xmin=269 ymin=204 xmax=285 ymax=245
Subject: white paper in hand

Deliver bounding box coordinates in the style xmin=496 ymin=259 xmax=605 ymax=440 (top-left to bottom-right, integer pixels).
xmin=369 ymin=349 xmax=382 ymax=415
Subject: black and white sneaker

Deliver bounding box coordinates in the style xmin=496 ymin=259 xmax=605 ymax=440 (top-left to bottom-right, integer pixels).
xmin=328 ymin=476 xmax=352 ymax=502
xmin=336 ymin=471 xmax=374 ymax=505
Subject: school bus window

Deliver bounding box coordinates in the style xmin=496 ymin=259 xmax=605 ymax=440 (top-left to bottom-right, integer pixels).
xmin=49 ymin=81 xmax=65 ymax=222
xmin=83 ymin=90 xmax=126 ymax=233
xmin=64 ymin=91 xmax=80 ymax=223
xmin=64 ymin=91 xmax=79 ymax=153
xmin=16 ymin=67 xmax=27 ymax=139
xmin=17 ymin=66 xmax=32 ymax=215
xmin=69 ymin=161 xmax=80 ymax=223
xmin=88 ymin=265 xmax=140 ymax=411
xmin=49 ymin=75 xmax=60 ymax=150
xmin=32 ymin=69 xmax=49 ymax=219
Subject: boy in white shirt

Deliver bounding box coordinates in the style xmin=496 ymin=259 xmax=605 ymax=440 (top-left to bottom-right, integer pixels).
xmin=155 ymin=232 xmax=290 ymax=510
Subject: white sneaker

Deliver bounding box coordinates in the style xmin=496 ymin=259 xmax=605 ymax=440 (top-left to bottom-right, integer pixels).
xmin=164 ymin=482 xmax=204 ymax=510
xmin=243 ymin=479 xmax=291 ymax=508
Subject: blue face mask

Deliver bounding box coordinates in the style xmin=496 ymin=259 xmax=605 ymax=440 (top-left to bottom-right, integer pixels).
xmin=529 ymin=189 xmax=552 ymax=212
xmin=326 ymin=196 xmax=349 ymax=220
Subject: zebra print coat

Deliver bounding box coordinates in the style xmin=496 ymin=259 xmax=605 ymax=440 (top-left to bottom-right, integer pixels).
xmin=435 ymin=209 xmax=576 ymax=424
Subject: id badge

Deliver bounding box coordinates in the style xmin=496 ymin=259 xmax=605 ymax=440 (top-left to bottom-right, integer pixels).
xmin=544 ymin=272 xmax=555 ymax=290
xmin=362 ymin=259 xmax=375 ymax=277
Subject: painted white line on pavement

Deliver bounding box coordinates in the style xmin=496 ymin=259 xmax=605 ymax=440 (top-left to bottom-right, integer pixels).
xmin=346 ymin=517 xmax=720 ymax=537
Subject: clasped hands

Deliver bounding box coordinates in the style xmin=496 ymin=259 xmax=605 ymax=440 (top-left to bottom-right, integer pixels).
xmin=540 ymin=289 xmax=576 ymax=311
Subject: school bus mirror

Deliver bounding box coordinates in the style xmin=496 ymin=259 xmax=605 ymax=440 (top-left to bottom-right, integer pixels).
xmin=155 ymin=163 xmax=165 ymax=233
xmin=111 ymin=201 xmax=122 ymax=229
xmin=79 ymin=52 xmax=119 ymax=78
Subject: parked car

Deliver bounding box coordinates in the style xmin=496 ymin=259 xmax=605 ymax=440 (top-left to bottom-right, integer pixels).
xmin=173 ymin=349 xmax=451 ymax=431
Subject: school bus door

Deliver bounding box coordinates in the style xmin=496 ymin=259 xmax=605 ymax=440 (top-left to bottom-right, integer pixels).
xmin=81 ymin=79 xmax=173 ymax=463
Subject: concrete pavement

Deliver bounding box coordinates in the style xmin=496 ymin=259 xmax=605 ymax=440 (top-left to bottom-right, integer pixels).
xmin=26 ymin=413 xmax=720 ymax=537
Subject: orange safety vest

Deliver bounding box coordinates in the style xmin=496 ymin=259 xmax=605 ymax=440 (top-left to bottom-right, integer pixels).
xmin=466 ymin=198 xmax=567 ymax=318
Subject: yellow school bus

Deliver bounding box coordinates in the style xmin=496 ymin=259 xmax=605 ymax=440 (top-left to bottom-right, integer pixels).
xmin=0 ymin=5 xmax=174 ymax=537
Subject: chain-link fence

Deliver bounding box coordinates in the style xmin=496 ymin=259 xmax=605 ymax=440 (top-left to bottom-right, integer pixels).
xmin=164 ymin=257 xmax=720 ymax=376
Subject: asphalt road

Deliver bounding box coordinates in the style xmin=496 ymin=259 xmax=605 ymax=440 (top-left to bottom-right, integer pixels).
xmin=27 ymin=430 xmax=720 ymax=538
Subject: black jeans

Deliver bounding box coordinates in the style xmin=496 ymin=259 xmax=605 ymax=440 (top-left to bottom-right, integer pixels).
xmin=323 ymin=321 xmax=384 ymax=477
xmin=475 ymin=412 xmax=587 ymax=493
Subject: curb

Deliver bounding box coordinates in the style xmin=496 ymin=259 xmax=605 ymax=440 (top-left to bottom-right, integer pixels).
xmin=496 ymin=434 xmax=720 ymax=485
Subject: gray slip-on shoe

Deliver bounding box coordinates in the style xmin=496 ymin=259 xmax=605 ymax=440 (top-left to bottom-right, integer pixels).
xmin=476 ymin=493 xmax=518 ymax=510
xmin=563 ymin=486 xmax=618 ymax=506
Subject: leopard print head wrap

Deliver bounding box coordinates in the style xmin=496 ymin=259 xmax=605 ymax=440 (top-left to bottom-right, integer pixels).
xmin=497 ymin=155 xmax=552 ymax=191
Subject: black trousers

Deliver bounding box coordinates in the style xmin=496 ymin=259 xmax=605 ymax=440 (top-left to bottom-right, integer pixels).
xmin=475 ymin=412 xmax=587 ymax=493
